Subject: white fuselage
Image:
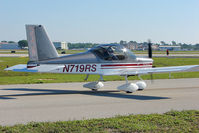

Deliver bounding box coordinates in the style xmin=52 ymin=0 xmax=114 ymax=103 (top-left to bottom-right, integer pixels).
xmin=30 ymin=58 xmax=153 ymax=76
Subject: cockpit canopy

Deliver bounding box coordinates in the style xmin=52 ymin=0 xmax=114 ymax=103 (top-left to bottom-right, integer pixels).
xmin=90 ymin=44 xmax=136 ymax=61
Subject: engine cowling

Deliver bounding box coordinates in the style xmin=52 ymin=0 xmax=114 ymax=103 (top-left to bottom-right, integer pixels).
xmin=136 ymin=81 xmax=147 ymax=90
xmin=117 ymin=83 xmax=139 ymax=93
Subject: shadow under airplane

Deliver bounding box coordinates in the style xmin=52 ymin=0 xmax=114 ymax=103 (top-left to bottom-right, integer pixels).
xmin=0 ymin=88 xmax=170 ymax=100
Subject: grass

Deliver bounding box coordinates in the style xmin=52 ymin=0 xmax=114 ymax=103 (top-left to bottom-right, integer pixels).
xmin=0 ymin=57 xmax=199 ymax=85
xmin=0 ymin=50 xmax=28 ymax=54
xmin=0 ymin=110 xmax=199 ymax=132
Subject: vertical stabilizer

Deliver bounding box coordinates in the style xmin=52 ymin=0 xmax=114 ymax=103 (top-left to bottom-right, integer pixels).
xmin=26 ymin=25 xmax=59 ymax=61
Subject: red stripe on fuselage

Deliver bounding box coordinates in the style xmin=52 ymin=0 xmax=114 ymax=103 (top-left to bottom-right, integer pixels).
xmin=101 ymin=63 xmax=152 ymax=67
xmin=101 ymin=66 xmax=152 ymax=69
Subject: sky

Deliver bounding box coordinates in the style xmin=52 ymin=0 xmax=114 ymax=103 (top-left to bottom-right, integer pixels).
xmin=0 ymin=0 xmax=199 ymax=44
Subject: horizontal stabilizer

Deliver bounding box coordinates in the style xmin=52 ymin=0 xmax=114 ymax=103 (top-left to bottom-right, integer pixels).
xmin=4 ymin=64 xmax=38 ymax=72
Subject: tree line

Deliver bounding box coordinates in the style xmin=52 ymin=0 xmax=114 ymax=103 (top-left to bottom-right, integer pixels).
xmin=67 ymin=43 xmax=99 ymax=49
xmin=1 ymin=40 xmax=199 ymax=50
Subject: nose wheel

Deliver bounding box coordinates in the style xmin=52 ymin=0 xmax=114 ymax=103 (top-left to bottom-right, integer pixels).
xmin=117 ymin=75 xmax=147 ymax=93
xmin=136 ymin=75 xmax=147 ymax=91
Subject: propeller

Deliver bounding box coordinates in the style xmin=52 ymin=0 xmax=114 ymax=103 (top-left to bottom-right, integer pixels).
xmin=148 ymin=39 xmax=152 ymax=58
xmin=148 ymin=39 xmax=154 ymax=83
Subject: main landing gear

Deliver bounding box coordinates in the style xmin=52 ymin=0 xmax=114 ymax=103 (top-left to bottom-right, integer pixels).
xmin=83 ymin=75 xmax=104 ymax=91
xmin=83 ymin=74 xmax=147 ymax=93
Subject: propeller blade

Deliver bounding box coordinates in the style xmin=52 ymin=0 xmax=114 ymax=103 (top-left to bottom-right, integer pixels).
xmin=148 ymin=39 xmax=152 ymax=58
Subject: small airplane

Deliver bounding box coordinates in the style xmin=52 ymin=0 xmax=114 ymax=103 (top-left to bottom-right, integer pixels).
xmin=5 ymin=25 xmax=199 ymax=93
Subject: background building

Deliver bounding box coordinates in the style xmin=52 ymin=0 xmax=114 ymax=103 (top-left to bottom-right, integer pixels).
xmin=0 ymin=43 xmax=20 ymax=49
xmin=53 ymin=42 xmax=68 ymax=50
xmin=159 ymin=46 xmax=181 ymax=51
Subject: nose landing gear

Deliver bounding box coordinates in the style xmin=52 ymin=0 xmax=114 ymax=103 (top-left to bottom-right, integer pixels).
xmin=117 ymin=75 xmax=147 ymax=93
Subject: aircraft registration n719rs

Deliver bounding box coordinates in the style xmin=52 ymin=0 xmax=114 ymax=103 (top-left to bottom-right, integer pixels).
xmin=5 ymin=25 xmax=199 ymax=93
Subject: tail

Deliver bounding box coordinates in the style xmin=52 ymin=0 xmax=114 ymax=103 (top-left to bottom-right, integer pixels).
xmin=26 ymin=25 xmax=59 ymax=62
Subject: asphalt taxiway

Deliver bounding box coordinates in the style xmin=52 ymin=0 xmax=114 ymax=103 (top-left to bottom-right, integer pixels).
xmin=0 ymin=78 xmax=199 ymax=126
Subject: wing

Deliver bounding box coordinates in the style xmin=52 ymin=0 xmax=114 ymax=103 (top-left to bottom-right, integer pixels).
xmin=118 ymin=65 xmax=199 ymax=76
xmin=5 ymin=64 xmax=199 ymax=76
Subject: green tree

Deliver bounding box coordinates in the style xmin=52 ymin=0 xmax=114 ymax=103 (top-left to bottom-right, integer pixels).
xmin=8 ymin=41 xmax=15 ymax=43
xmin=160 ymin=41 xmax=166 ymax=45
xmin=171 ymin=41 xmax=177 ymax=45
xmin=181 ymin=43 xmax=193 ymax=50
xmin=18 ymin=40 xmax=28 ymax=48
xmin=194 ymin=44 xmax=199 ymax=50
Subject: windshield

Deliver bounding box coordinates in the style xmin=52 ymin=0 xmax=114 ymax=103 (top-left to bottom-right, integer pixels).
xmin=91 ymin=44 xmax=136 ymax=61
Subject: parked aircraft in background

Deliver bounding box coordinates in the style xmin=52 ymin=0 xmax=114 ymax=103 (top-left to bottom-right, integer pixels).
xmin=5 ymin=25 xmax=199 ymax=93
